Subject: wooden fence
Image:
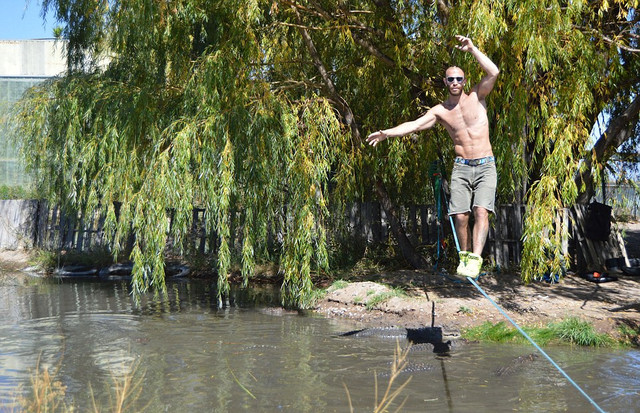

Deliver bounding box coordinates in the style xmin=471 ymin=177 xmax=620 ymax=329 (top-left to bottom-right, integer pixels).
xmin=338 ymin=202 xmax=524 ymax=268
xmin=0 ymin=199 xmax=527 ymax=269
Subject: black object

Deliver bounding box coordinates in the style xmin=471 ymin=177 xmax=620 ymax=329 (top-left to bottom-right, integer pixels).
xmin=605 ymin=257 xmax=624 ymax=273
xmin=585 ymin=202 xmax=612 ymax=241
xmin=580 ymin=271 xmax=617 ymax=283
xmin=622 ymin=258 xmax=640 ymax=276
xmin=606 ymin=257 xmax=640 ymax=276
xmin=339 ymin=326 xmax=451 ymax=354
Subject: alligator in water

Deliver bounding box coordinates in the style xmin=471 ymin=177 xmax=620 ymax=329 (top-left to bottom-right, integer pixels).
xmin=376 ymin=361 xmax=435 ymax=378
xmin=339 ymin=326 xmax=461 ymax=354
xmin=494 ymin=353 xmax=539 ymax=377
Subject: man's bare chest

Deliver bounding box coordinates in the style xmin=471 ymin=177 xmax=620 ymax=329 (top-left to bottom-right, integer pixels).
xmin=439 ymin=100 xmax=487 ymax=132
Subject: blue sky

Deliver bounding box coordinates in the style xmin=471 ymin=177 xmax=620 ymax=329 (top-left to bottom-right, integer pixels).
xmin=0 ymin=1 xmax=58 ymax=40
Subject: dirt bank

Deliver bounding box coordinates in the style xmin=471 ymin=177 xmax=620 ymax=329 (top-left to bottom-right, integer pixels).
xmin=0 ymin=250 xmax=32 ymax=272
xmin=315 ymin=223 xmax=640 ymax=340
xmin=314 ymin=270 xmax=640 ymax=340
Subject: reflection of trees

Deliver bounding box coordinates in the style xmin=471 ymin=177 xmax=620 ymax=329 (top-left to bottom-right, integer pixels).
xmin=2 ymin=281 xmax=630 ymax=411
xmin=3 ymin=280 xmax=332 ymax=410
xmin=0 ymin=282 xmax=139 ymax=407
xmin=206 ymin=315 xmax=329 ymax=411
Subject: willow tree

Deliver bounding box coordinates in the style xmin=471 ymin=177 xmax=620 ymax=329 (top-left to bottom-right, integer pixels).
xmin=15 ymin=0 xmax=345 ymax=307
xmin=13 ymin=0 xmax=640 ymax=306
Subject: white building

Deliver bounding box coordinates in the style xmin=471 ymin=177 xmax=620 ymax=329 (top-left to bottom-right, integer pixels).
xmin=0 ymin=39 xmax=66 ymax=187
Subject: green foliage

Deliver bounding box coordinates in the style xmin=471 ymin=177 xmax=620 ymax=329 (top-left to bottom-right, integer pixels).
xmin=364 ymin=286 xmax=407 ymax=310
xmin=303 ymin=287 xmax=328 ymax=308
xmin=458 ymin=306 xmax=473 ymax=315
xmin=465 ymin=321 xmax=523 ymax=343
xmin=0 ymin=185 xmax=38 ymax=200
xmin=464 ymin=318 xmax=615 ymax=347
xmin=552 ymin=317 xmax=614 ymax=347
xmin=30 ymin=250 xmax=59 ymax=273
xmin=328 ymin=280 xmax=350 ymax=292
xmin=618 ymin=324 xmax=640 ymax=347
xmin=15 ymin=1 xmax=343 ymax=307
xmin=14 ymin=0 xmax=640 ymax=306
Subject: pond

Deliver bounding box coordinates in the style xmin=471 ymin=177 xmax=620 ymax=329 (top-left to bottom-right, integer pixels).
xmin=0 ymin=275 xmax=638 ymax=412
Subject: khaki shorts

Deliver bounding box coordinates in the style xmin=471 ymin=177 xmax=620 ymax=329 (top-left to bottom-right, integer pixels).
xmin=448 ymin=159 xmax=497 ymax=215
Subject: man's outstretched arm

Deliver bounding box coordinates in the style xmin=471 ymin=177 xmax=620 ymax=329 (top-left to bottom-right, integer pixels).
xmin=455 ymin=35 xmax=499 ymax=99
xmin=366 ymin=109 xmax=438 ymax=146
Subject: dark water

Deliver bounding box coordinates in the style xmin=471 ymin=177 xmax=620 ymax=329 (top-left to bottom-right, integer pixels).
xmin=0 ymin=276 xmax=639 ymax=412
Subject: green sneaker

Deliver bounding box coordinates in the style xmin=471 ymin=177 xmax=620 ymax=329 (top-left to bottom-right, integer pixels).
xmin=456 ymin=251 xmax=470 ymax=278
xmin=462 ymin=253 xmax=483 ymax=279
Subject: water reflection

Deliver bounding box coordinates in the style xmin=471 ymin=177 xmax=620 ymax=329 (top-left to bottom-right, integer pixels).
xmin=0 ymin=275 xmax=638 ymax=412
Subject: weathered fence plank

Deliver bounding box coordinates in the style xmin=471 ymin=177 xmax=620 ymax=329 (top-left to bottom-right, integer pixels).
xmin=5 ymin=199 xmax=632 ymax=272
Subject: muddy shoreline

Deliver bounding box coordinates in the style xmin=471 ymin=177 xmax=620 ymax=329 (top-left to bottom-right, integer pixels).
xmin=314 ymin=271 xmax=640 ymax=341
xmin=313 ymin=222 xmax=640 ymax=340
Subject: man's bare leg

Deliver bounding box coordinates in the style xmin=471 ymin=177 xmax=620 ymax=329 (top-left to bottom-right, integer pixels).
xmin=453 ymin=212 xmax=471 ymax=251
xmin=472 ymin=207 xmax=490 ymax=255
xmin=453 ymin=212 xmax=472 ymax=277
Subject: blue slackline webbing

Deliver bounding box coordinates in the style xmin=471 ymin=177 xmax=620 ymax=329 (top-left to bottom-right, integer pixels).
xmin=436 ymin=169 xmax=606 ymax=412
xmin=448 ymin=214 xmax=460 ymax=252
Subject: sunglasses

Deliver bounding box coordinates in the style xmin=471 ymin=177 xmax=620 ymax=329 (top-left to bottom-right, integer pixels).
xmin=447 ymin=76 xmax=464 ymax=83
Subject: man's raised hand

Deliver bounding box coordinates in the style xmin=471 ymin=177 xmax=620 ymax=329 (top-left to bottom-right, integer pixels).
xmin=455 ymin=35 xmax=474 ymax=52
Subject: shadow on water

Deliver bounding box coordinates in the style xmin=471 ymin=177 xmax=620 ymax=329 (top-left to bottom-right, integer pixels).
xmin=0 ymin=275 xmax=639 ymax=412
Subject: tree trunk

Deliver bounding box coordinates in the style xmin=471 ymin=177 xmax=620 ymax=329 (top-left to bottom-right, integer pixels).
xmin=296 ymin=7 xmax=429 ymax=270
xmin=375 ymin=180 xmax=431 ymax=269
xmin=576 ymin=94 xmax=640 ymax=203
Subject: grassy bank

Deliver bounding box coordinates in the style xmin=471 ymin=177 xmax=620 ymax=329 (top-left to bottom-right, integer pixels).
xmin=463 ymin=317 xmax=639 ymax=348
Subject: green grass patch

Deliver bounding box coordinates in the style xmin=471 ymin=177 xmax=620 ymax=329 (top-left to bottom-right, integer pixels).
xmin=551 ymin=317 xmax=614 ymax=347
xmin=618 ymin=324 xmax=640 ymax=347
xmin=303 ymin=288 xmax=328 ymax=308
xmin=328 ymin=279 xmax=349 ymax=291
xmin=458 ymin=306 xmax=473 ymax=314
xmin=464 ymin=317 xmax=614 ymax=347
xmin=465 ymin=322 xmax=524 ymax=342
xmin=365 ymin=287 xmax=407 ymax=310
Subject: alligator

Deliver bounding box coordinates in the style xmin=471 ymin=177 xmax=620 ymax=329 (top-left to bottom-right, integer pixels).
xmin=376 ymin=361 xmax=435 ymax=378
xmin=494 ymin=353 xmax=539 ymax=377
xmin=339 ymin=326 xmax=461 ymax=354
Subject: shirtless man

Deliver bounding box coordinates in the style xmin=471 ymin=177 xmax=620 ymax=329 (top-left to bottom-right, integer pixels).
xmin=366 ymin=35 xmax=499 ymax=279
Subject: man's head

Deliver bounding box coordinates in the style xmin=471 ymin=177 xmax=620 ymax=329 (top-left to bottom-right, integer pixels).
xmin=444 ymin=66 xmax=465 ymax=96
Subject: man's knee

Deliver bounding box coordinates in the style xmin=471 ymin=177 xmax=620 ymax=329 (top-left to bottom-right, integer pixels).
xmin=454 ymin=212 xmax=470 ymax=224
xmin=473 ymin=207 xmax=489 ymax=221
